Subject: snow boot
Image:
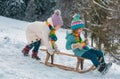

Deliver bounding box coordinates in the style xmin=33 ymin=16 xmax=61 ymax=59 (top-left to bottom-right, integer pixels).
xmin=32 ymin=51 xmax=41 ymax=60
xmin=98 ymin=63 xmax=112 ymax=75
xmin=98 ymin=63 xmax=106 ymax=73
xmin=22 ymin=45 xmax=30 ymax=56
xmin=101 ymin=63 xmax=112 ymax=75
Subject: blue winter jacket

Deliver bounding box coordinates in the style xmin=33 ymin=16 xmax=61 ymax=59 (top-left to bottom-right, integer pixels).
xmin=66 ymin=33 xmax=89 ymax=56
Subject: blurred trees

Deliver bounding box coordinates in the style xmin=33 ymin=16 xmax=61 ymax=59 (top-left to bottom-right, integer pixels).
xmin=66 ymin=0 xmax=120 ymax=60
xmin=0 ymin=0 xmax=57 ymax=21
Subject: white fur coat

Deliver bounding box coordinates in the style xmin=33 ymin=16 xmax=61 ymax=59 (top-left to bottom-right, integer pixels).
xmin=25 ymin=17 xmax=53 ymax=51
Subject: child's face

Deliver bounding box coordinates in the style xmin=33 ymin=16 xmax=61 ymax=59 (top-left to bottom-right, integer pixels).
xmin=76 ymin=28 xmax=83 ymax=33
xmin=54 ymin=25 xmax=60 ymax=30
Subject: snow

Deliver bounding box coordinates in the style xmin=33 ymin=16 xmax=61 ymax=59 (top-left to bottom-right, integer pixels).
xmin=0 ymin=16 xmax=120 ymax=79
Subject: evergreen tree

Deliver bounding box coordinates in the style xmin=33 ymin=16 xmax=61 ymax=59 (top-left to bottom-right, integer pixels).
xmin=24 ymin=0 xmax=57 ymax=21
xmin=60 ymin=0 xmax=120 ymax=60
xmin=0 ymin=0 xmax=26 ymax=20
xmin=0 ymin=0 xmax=57 ymax=21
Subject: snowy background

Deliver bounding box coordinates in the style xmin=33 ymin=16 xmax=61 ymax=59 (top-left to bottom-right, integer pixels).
xmin=0 ymin=16 xmax=120 ymax=79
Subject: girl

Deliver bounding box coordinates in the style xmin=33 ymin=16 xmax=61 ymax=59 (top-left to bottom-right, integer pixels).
xmin=22 ymin=9 xmax=63 ymax=60
xmin=66 ymin=14 xmax=112 ymax=75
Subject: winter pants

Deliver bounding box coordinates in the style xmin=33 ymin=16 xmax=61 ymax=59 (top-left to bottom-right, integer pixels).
xmin=28 ymin=40 xmax=41 ymax=52
xmin=81 ymin=49 xmax=105 ymax=67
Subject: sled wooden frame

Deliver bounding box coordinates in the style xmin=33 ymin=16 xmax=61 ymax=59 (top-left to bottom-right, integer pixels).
xmin=40 ymin=49 xmax=96 ymax=73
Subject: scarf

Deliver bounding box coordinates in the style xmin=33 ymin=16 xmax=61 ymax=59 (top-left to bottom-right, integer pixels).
xmin=72 ymin=33 xmax=90 ymax=50
xmin=46 ymin=21 xmax=57 ymax=49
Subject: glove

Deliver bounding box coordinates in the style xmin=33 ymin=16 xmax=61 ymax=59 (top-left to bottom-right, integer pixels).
xmin=47 ymin=48 xmax=54 ymax=55
xmin=71 ymin=43 xmax=82 ymax=50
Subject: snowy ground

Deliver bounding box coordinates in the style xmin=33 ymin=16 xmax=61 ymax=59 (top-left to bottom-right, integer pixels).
xmin=0 ymin=16 xmax=120 ymax=79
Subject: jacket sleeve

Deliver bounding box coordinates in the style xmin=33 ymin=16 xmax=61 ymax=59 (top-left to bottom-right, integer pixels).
xmin=66 ymin=35 xmax=75 ymax=50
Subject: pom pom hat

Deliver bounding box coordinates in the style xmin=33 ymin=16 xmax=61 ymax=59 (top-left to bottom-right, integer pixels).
xmin=52 ymin=9 xmax=63 ymax=26
xmin=71 ymin=14 xmax=85 ymax=30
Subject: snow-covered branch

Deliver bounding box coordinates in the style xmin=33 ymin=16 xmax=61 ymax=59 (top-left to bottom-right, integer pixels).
xmin=86 ymin=21 xmax=102 ymax=27
xmin=92 ymin=0 xmax=114 ymax=11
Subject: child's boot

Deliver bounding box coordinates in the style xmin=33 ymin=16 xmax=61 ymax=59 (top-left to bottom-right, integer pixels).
xmin=22 ymin=45 xmax=30 ymax=56
xmin=98 ymin=63 xmax=112 ymax=75
xmin=32 ymin=50 xmax=41 ymax=60
xmin=98 ymin=63 xmax=106 ymax=73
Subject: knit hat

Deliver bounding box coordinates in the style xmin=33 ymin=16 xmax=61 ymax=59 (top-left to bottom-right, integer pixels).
xmin=71 ymin=14 xmax=85 ymax=30
xmin=52 ymin=9 xmax=63 ymax=26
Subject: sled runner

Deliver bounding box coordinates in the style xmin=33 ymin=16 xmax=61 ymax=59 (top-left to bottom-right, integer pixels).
xmin=40 ymin=49 xmax=97 ymax=73
xmin=40 ymin=62 xmax=95 ymax=73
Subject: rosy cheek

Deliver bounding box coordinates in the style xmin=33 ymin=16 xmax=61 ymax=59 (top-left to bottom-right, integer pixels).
xmin=80 ymin=29 xmax=83 ymax=32
xmin=78 ymin=29 xmax=82 ymax=33
xmin=55 ymin=26 xmax=60 ymax=30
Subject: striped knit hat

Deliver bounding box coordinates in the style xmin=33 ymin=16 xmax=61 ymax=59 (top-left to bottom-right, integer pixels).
xmin=71 ymin=14 xmax=85 ymax=30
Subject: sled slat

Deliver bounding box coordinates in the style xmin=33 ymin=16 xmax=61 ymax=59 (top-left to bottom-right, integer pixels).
xmin=40 ymin=49 xmax=88 ymax=60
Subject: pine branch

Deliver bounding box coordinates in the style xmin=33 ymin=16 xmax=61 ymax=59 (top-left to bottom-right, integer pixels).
xmin=92 ymin=0 xmax=114 ymax=11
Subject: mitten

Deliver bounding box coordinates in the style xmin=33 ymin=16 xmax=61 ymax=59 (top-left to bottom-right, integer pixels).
xmin=48 ymin=48 xmax=54 ymax=55
xmin=71 ymin=43 xmax=82 ymax=50
xmin=54 ymin=44 xmax=60 ymax=54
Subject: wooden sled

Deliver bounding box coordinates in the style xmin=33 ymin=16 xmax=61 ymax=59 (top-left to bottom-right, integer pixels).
xmin=40 ymin=49 xmax=96 ymax=73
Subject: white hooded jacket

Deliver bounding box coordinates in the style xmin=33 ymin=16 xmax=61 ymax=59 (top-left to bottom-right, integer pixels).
xmin=26 ymin=17 xmax=53 ymax=54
